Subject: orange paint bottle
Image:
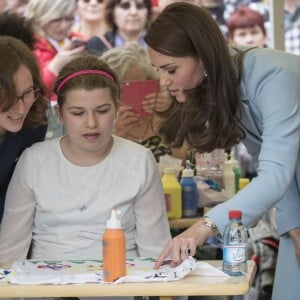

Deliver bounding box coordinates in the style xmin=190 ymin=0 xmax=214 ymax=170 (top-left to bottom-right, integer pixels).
xmin=103 ymin=209 xmax=126 ymax=282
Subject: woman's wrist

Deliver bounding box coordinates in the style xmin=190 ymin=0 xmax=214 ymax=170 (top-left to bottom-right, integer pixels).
xmin=200 ymin=216 xmax=221 ymax=237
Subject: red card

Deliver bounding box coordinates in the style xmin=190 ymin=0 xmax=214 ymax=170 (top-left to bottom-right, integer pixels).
xmin=122 ymin=80 xmax=159 ymax=117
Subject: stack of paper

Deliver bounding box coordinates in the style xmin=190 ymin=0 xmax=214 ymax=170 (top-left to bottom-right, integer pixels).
xmin=5 ymin=256 xmax=196 ymax=285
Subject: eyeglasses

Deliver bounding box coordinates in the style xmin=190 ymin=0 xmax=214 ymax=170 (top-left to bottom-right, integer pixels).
xmin=17 ymin=88 xmax=40 ymax=104
xmin=50 ymin=16 xmax=75 ymax=24
xmin=81 ymin=0 xmax=105 ymax=3
xmin=118 ymin=1 xmax=146 ymax=10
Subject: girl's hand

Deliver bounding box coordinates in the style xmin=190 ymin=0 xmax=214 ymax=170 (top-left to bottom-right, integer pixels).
xmin=114 ymin=105 xmax=140 ymax=138
xmin=48 ymin=46 xmax=85 ymax=75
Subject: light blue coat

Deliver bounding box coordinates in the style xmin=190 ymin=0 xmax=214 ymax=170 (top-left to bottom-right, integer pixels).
xmin=206 ymin=47 xmax=300 ymax=300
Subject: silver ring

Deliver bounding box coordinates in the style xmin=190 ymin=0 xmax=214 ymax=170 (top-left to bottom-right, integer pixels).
xmin=180 ymin=248 xmax=191 ymax=255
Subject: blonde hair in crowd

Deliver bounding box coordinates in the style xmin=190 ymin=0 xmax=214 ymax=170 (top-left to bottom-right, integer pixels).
xmin=100 ymin=42 xmax=157 ymax=82
xmin=25 ymin=0 xmax=76 ymax=36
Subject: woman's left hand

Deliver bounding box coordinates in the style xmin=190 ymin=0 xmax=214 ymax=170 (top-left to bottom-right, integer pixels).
xmin=289 ymin=227 xmax=300 ymax=264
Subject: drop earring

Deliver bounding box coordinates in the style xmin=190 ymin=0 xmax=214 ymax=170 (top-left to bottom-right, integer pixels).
xmin=204 ymin=70 xmax=208 ymax=77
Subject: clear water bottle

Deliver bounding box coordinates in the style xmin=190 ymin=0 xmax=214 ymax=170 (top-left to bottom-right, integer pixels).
xmin=222 ymin=210 xmax=248 ymax=276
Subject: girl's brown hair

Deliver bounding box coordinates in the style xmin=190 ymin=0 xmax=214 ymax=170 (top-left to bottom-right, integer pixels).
xmin=0 ymin=36 xmax=48 ymax=128
xmin=145 ymin=2 xmax=245 ymax=153
xmin=54 ymin=54 xmax=120 ymax=109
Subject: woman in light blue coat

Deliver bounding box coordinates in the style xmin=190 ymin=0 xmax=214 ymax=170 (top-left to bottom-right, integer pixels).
xmin=144 ymin=3 xmax=300 ymax=300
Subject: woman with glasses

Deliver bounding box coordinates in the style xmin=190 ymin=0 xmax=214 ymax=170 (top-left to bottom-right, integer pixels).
xmin=0 ymin=36 xmax=48 ymax=223
xmin=26 ymin=0 xmax=85 ymax=101
xmin=86 ymin=0 xmax=152 ymax=55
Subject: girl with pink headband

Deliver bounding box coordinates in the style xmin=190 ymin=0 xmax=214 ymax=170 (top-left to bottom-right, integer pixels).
xmin=0 ymin=55 xmax=171 ymax=279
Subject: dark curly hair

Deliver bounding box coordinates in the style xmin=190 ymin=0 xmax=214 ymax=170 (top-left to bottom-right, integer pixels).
xmin=0 ymin=12 xmax=36 ymax=50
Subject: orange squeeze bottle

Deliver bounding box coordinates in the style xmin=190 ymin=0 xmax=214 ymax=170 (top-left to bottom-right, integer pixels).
xmin=103 ymin=209 xmax=126 ymax=282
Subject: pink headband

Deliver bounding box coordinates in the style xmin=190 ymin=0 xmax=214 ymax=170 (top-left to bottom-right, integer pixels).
xmin=56 ymin=70 xmax=116 ymax=94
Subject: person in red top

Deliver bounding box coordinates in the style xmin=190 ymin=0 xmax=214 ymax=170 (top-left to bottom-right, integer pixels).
xmin=26 ymin=0 xmax=85 ymax=101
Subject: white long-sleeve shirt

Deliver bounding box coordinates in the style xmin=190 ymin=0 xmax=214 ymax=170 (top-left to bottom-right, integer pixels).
xmin=0 ymin=136 xmax=171 ymax=266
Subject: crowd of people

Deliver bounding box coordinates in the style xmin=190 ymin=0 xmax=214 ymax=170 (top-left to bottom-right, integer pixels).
xmin=0 ymin=1 xmax=299 ymax=300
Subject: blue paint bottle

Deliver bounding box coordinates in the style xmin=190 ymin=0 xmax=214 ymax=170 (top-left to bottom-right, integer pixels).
xmin=180 ymin=160 xmax=199 ymax=217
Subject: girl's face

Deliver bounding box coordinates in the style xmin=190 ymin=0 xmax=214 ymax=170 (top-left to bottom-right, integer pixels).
xmin=230 ymin=25 xmax=266 ymax=48
xmin=148 ymin=47 xmax=205 ymax=102
xmin=113 ymin=0 xmax=148 ymax=36
xmin=42 ymin=14 xmax=75 ymax=43
xmin=56 ymin=87 xmax=117 ymax=156
xmin=0 ymin=65 xmax=35 ymax=136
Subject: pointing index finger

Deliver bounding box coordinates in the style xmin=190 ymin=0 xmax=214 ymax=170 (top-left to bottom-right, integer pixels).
xmin=154 ymin=242 xmax=173 ymax=269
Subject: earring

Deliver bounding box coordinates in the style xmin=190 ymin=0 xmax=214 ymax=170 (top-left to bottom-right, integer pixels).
xmin=204 ymin=70 xmax=208 ymax=77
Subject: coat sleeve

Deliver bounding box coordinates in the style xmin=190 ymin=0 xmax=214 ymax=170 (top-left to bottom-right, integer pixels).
xmin=207 ymin=49 xmax=300 ymax=236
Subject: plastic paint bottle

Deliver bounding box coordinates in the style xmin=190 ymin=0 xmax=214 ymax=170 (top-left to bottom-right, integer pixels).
xmin=180 ymin=160 xmax=198 ymax=217
xmin=103 ymin=209 xmax=126 ymax=282
xmin=222 ymin=160 xmax=236 ymax=198
xmin=228 ymin=151 xmax=241 ymax=193
xmin=239 ymin=178 xmax=250 ymax=190
xmin=161 ymin=167 xmax=182 ymax=219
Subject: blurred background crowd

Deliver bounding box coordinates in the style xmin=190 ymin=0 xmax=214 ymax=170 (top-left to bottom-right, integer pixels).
xmin=0 ymin=0 xmax=297 ymax=103
xmin=0 ymin=0 xmax=298 ymax=104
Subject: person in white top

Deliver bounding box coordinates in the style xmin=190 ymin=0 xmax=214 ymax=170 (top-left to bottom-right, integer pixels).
xmin=0 ymin=54 xmax=171 ymax=268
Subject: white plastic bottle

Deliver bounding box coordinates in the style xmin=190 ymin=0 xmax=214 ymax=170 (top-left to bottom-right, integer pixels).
xmin=222 ymin=160 xmax=236 ymax=198
xmin=222 ymin=210 xmax=248 ymax=276
xmin=103 ymin=209 xmax=126 ymax=282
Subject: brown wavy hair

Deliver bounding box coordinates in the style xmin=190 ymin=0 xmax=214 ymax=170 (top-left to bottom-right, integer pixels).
xmin=144 ymin=2 xmax=245 ymax=153
xmin=0 ymin=36 xmax=48 ymax=128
